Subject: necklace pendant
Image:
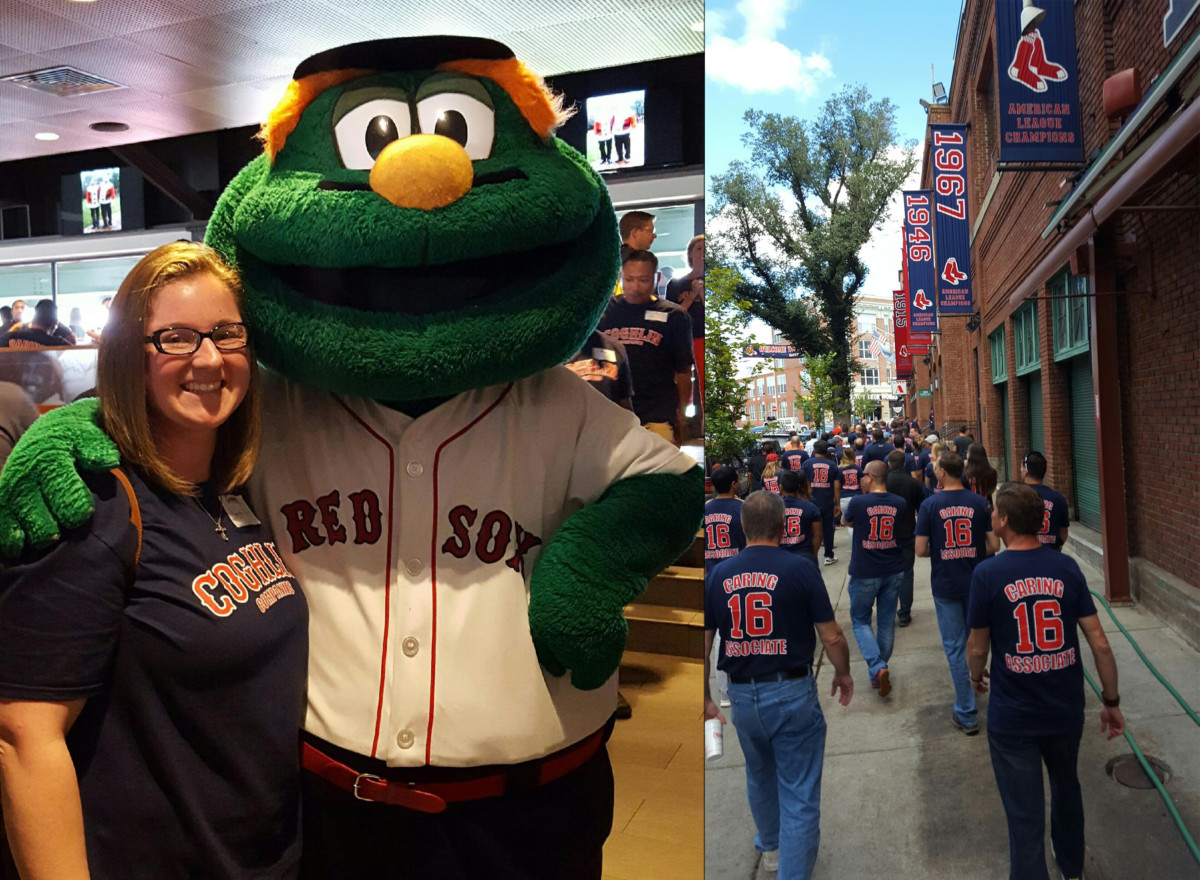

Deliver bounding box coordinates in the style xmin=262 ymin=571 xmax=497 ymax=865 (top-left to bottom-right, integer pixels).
xmin=216 ymin=523 xmax=228 ymax=541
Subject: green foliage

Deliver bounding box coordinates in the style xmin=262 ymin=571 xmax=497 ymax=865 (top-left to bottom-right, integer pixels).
xmin=709 ymin=84 xmax=917 ymax=421
xmin=795 ymin=352 xmax=842 ymax=430
xmin=851 ymin=389 xmax=879 ymax=421
xmin=704 ymin=266 xmax=764 ymax=466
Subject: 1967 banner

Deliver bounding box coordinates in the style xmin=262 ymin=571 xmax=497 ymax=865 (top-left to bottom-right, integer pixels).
xmin=903 ymin=190 xmax=939 ymax=332
xmin=927 ymin=126 xmax=975 ymax=315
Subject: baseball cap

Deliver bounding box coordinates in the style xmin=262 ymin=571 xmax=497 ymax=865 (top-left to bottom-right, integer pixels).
xmin=926 ymin=434 xmax=939 ymax=444
xmin=766 ymin=453 xmax=779 ymax=461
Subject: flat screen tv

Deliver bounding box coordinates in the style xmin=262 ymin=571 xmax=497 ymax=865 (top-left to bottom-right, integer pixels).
xmin=80 ymin=167 xmax=121 ymax=234
xmin=585 ymin=90 xmax=645 ymax=172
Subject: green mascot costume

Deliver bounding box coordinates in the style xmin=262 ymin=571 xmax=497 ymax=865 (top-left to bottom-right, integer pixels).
xmin=0 ymin=37 xmax=701 ymax=878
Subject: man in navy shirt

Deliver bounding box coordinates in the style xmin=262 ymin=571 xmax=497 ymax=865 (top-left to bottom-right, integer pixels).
xmin=1021 ymin=450 xmax=1069 ymax=551
xmin=915 ymin=451 xmax=998 ymax=735
xmin=779 ymin=470 xmax=822 ymax=566
xmin=967 ymin=483 xmax=1125 ymax=880
xmin=802 ymin=441 xmax=841 ymax=566
xmin=781 ymin=434 xmax=808 ymax=472
xmin=861 ymin=429 xmax=893 ymax=467
xmin=886 ymin=450 xmax=925 ymax=628
xmin=843 ymin=461 xmax=908 ymax=696
xmin=703 ymin=491 xmax=853 ymax=878
xmin=705 ymin=465 xmax=747 ymax=711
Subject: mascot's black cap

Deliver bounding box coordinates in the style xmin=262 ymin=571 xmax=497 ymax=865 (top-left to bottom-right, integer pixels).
xmin=293 ymin=36 xmax=515 ymax=80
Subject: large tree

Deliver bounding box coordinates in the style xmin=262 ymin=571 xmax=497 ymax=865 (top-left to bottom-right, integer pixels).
xmin=704 ymin=265 xmax=764 ymax=467
xmin=709 ymin=84 xmax=917 ymax=421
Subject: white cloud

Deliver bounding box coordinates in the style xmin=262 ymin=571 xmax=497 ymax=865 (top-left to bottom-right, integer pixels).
xmin=706 ymin=0 xmax=832 ymax=96
xmin=856 ymin=144 xmax=925 ymax=301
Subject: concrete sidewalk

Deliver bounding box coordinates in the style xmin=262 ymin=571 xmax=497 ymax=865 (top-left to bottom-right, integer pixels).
xmin=705 ymin=530 xmax=1200 ymax=879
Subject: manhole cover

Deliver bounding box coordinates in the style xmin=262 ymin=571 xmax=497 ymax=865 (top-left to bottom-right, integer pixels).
xmin=1107 ymin=754 xmax=1171 ymax=789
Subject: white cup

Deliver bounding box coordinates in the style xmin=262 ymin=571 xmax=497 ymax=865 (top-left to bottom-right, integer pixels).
xmin=704 ymin=717 xmax=724 ymax=761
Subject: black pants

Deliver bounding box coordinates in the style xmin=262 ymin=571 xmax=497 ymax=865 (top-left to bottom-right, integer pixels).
xmin=101 ymin=202 xmax=112 ymax=226
xmin=614 ymin=133 xmax=631 ymax=161
xmin=598 ymin=138 xmax=612 ymax=163
xmin=897 ymin=539 xmax=915 ymax=620
xmin=299 ymin=744 xmax=614 ymax=879
xmin=89 ymin=206 xmax=100 ymax=228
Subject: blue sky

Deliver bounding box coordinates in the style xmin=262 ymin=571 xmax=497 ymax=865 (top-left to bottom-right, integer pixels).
xmin=706 ymin=0 xmax=965 ymax=334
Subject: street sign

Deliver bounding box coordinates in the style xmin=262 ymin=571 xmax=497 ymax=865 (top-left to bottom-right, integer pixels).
xmin=919 ymin=389 xmax=932 ymax=398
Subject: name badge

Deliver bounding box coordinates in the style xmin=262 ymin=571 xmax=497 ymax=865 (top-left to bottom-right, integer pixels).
xmin=592 ymin=347 xmax=617 ymax=363
xmin=220 ymin=494 xmax=261 ymax=528
xmin=644 ymin=310 xmax=668 ymax=323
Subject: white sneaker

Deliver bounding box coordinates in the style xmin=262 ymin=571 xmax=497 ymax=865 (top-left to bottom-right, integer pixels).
xmin=823 ymin=555 xmax=836 ymax=566
xmin=719 ymin=697 xmax=731 ymax=708
xmin=760 ymin=849 xmax=778 ymax=872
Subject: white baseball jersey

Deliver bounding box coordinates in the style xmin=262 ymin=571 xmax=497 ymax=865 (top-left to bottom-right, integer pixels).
xmin=253 ymin=366 xmax=695 ymax=768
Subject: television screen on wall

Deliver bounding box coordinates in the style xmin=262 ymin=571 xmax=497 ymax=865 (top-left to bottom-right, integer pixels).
xmin=79 ymin=168 xmax=121 ymax=234
xmin=585 ymin=90 xmax=645 ymax=172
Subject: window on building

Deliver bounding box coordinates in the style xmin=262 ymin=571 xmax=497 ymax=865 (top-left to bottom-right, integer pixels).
xmin=857 ymin=316 xmax=875 ymax=334
xmin=766 ymin=376 xmax=776 ymax=395
xmin=990 ymin=326 xmax=1007 ymax=383
xmin=777 ymin=374 xmax=786 ymax=394
xmin=749 ymin=404 xmax=756 ymax=420
xmin=1051 ymin=272 xmax=1090 ymax=361
xmin=1014 ymin=303 xmax=1040 ymax=375
xmin=863 ymin=368 xmax=879 ymax=386
xmin=858 ymin=339 xmax=871 ymax=360
xmin=757 ymin=378 xmax=765 ymax=396
xmin=779 ymin=402 xmax=788 ymax=418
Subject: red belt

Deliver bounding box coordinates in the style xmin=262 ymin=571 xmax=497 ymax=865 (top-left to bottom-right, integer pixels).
xmin=301 ymin=728 xmax=607 ymax=814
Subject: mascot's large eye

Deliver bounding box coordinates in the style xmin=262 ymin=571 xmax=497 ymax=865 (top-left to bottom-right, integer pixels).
xmin=416 ymin=93 xmax=495 ymax=160
xmin=333 ymin=99 xmax=413 ymax=170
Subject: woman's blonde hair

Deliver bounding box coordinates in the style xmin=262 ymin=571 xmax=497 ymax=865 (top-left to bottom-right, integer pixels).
xmin=763 ymin=460 xmax=778 ymax=480
xmin=97 ymin=241 xmax=260 ymax=496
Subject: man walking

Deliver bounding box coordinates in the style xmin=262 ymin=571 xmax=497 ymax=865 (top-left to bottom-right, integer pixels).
xmin=915 ymin=451 xmax=998 ymax=734
xmin=779 ymin=470 xmax=821 ymax=567
xmin=843 ymin=461 xmax=908 ymax=695
xmin=861 ymin=429 xmax=893 ymax=466
xmin=802 ymin=441 xmax=841 ymax=566
xmin=886 ymin=449 xmax=925 ymax=628
xmin=968 ymin=483 xmax=1125 ymax=880
xmin=705 ymin=465 xmax=747 ymax=711
xmin=1022 ymin=450 xmax=1069 ymax=551
xmin=704 ymin=491 xmax=853 ymax=879
xmin=781 ymin=434 xmax=808 ymax=472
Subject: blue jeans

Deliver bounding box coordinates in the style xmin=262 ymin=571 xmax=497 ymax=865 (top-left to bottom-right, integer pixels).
xmin=728 ymin=676 xmax=826 ymax=880
xmin=847 ymin=572 xmax=902 ymax=680
xmin=987 ymin=730 xmax=1084 ymax=880
xmin=932 ymin=595 xmax=976 ymax=727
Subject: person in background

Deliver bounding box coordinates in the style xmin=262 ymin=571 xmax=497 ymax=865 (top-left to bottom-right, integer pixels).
xmin=953 ymin=425 xmax=973 ymax=458
xmin=9 ymin=301 xmax=25 ymax=327
xmin=0 ymin=381 xmax=38 ymax=469
xmin=0 ymin=241 xmax=307 ymax=879
xmin=704 ymin=465 xmax=746 ymax=712
xmin=802 ymin=441 xmax=841 ymax=566
xmin=968 ymin=483 xmax=1124 ymax=880
xmin=838 ymin=446 xmax=862 ymax=528
xmin=886 ymin=449 xmax=924 ymax=629
xmin=2 ymin=300 xmax=75 ymax=348
xmin=1021 ymin=450 xmax=1069 ymax=551
xmin=704 ymin=491 xmax=853 ymax=879
xmin=964 ymin=442 xmax=999 ymax=512
xmin=68 ymin=308 xmax=86 ymax=343
xmin=925 ymin=440 xmax=947 ymax=498
xmin=0 ymin=307 xmax=12 ymax=335
xmin=779 ymin=469 xmax=822 ymax=567
xmin=617 ymin=211 xmax=656 ymax=263
xmin=565 ymin=329 xmax=634 ymax=412
xmin=781 ymin=434 xmax=808 ymax=472
xmin=87 ymin=297 xmax=114 ymax=344
xmin=762 ymin=454 xmax=782 ymax=494
xmin=861 ymin=429 xmax=892 ymax=466
xmin=666 ymin=235 xmax=704 ymax=403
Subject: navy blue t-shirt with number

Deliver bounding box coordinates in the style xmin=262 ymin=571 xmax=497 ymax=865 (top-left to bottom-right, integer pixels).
xmin=704 ymin=496 xmax=746 ymax=569
xmin=763 ymin=471 xmax=782 ymax=494
xmin=915 ymin=489 xmax=992 ymax=601
xmin=845 ymin=492 xmax=908 ymax=578
xmin=781 ymin=496 xmax=822 ymax=561
xmin=1030 ymin=483 xmax=1070 ymax=551
xmin=781 ymin=449 xmax=808 ymax=471
xmin=705 ymin=546 xmax=835 ymax=679
xmin=968 ymin=547 xmax=1097 ymax=735
xmin=0 ymin=467 xmax=308 ymax=879
xmin=596 ymin=294 xmax=693 ymax=425
xmin=802 ymin=456 xmax=840 ymax=512
xmin=839 ymin=463 xmax=862 ymax=498
xmin=862 ymin=441 xmax=893 ymax=466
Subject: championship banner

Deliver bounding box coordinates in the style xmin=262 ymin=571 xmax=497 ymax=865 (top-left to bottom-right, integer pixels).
xmin=892 ymin=288 xmax=913 ymax=378
xmin=903 ymin=190 xmax=939 ymax=331
xmin=741 ymin=342 xmax=802 ymax=358
xmin=927 ymin=128 xmax=975 ymax=315
xmin=995 ymin=0 xmax=1083 ymax=164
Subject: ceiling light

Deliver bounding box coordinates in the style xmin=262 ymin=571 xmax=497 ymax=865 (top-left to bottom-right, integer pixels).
xmin=34 ymin=132 xmax=59 ymax=141
xmin=691 ymin=20 xmax=704 ymax=32
xmin=89 ymin=121 xmax=129 ymax=132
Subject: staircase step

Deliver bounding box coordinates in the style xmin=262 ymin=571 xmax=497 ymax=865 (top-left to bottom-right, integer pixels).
xmin=624 ymin=602 xmax=705 ymax=658
xmin=644 ymin=566 xmax=704 ymax=610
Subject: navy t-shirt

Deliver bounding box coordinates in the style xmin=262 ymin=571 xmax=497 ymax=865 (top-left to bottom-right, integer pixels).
xmin=781 ymin=496 xmax=822 ymax=559
xmin=781 ymin=449 xmax=808 ymax=471
xmin=924 ymin=461 xmax=943 ymax=496
xmin=704 ymin=496 xmax=746 ymax=569
xmin=596 ymin=295 xmax=693 ymax=425
xmin=705 ymin=546 xmax=834 ymax=678
xmin=763 ymin=472 xmax=782 ymax=494
xmin=0 ymin=468 xmax=308 ymax=879
xmin=845 ymin=492 xmax=908 ymax=578
xmin=802 ymin=456 xmax=841 ymax=512
xmin=862 ymin=441 xmax=893 ymax=466
xmin=1030 ymin=483 xmax=1070 ymax=551
xmin=565 ymin=329 xmax=633 ymax=406
xmin=915 ymin=489 xmax=993 ymax=601
xmin=968 ymin=547 xmax=1098 ymax=735
xmin=839 ymin=464 xmax=862 ymax=498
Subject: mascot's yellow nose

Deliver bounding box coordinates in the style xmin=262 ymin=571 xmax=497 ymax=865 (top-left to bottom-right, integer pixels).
xmin=369 ymin=134 xmax=474 ymax=210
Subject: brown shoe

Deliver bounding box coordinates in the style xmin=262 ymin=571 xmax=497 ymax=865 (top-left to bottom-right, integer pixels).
xmin=616 ymin=691 xmax=633 ymax=719
xmin=876 ymin=668 xmax=891 ymax=697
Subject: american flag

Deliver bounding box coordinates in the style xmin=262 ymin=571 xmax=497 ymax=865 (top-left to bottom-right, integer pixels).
xmin=868 ymin=329 xmax=883 ymax=357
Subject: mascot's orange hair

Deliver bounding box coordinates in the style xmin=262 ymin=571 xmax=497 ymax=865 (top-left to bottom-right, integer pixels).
xmin=259 ymin=57 xmax=573 ymax=162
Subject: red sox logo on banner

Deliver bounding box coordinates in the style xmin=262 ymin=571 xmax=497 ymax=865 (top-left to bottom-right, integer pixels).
xmin=941 ymin=258 xmax=968 ymax=285
xmin=913 ymin=289 xmax=934 ymax=310
xmin=1008 ymin=29 xmax=1067 ymax=93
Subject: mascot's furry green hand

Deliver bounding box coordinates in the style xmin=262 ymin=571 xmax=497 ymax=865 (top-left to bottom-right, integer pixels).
xmin=0 ymin=36 xmax=702 ymax=691
xmin=0 ymin=398 xmax=117 ymax=556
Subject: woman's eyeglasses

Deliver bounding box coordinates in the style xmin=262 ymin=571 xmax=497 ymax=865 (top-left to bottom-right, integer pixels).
xmin=144 ymin=322 xmax=249 ymax=355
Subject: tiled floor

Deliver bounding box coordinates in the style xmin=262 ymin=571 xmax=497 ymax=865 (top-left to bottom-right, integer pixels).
xmin=603 ymin=650 xmax=703 ymax=880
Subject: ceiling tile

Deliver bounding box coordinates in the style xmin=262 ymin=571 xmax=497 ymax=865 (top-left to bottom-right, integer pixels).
xmin=37 ymin=37 xmax=229 ymax=94
xmin=213 ymin=1 xmax=383 ymax=65
xmin=0 ymin=1 xmax=109 ymax=54
xmin=125 ymin=17 xmax=295 ymax=82
xmin=30 ymin=0 xmax=194 ymax=37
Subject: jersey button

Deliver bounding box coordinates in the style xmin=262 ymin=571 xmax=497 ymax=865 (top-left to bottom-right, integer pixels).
xmin=406 ymin=461 xmax=424 ymax=478
xmin=405 ymin=557 xmax=422 ymax=576
xmin=396 ymin=728 xmax=415 ymax=749
xmin=402 ymin=637 xmax=419 ymax=657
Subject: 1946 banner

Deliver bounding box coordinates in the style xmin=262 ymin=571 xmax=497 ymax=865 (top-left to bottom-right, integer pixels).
xmin=927 ymin=127 xmax=975 ymax=315
xmin=901 ymin=240 xmax=930 ymax=354
xmin=892 ymin=288 xmax=913 ymax=377
xmin=995 ymin=0 xmax=1083 ymax=164
xmin=903 ymin=190 xmax=939 ymax=331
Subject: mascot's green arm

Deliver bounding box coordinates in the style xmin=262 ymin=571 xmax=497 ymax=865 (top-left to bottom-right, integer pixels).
xmin=0 ymin=398 xmax=120 ymax=557
xmin=529 ymin=466 xmax=703 ymax=691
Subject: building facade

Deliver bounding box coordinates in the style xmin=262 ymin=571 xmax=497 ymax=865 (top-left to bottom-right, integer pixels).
xmin=912 ymin=0 xmax=1199 ymax=626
